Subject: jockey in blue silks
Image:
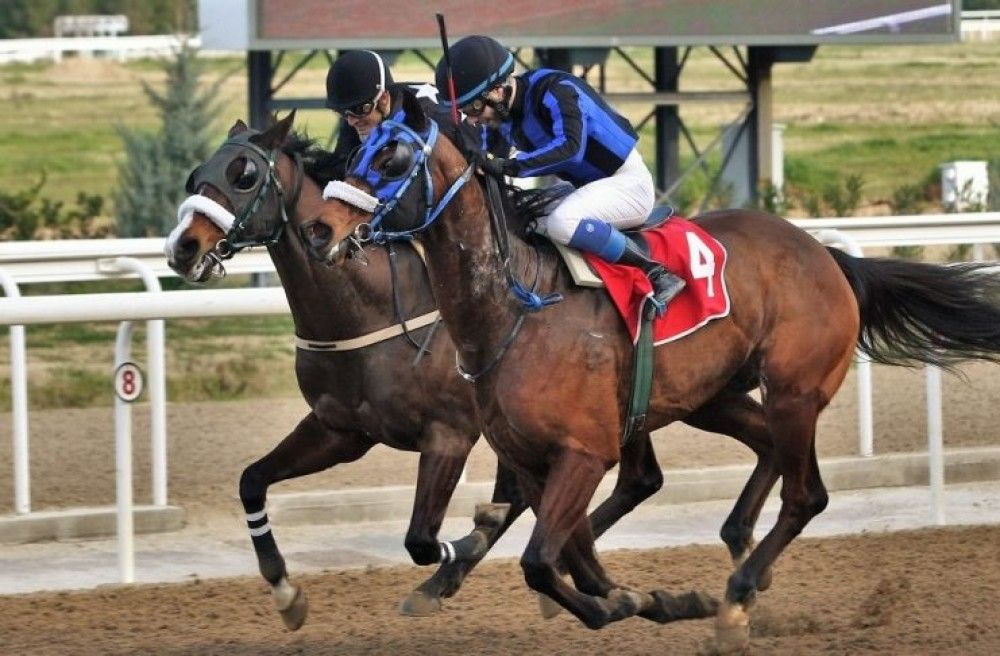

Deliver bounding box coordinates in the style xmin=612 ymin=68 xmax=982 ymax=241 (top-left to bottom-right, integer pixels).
xmin=435 ymin=35 xmax=686 ymax=309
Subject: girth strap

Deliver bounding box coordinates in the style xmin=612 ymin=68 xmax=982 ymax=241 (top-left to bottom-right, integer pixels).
xmin=294 ymin=310 xmax=441 ymax=352
xmin=622 ymin=300 xmax=656 ymax=444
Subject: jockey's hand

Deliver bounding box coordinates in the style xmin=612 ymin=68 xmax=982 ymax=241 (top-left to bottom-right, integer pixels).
xmin=474 ymin=151 xmax=508 ymax=179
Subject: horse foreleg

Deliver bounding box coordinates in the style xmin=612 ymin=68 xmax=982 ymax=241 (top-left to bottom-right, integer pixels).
xmin=534 ymin=431 xmax=661 ymax=619
xmin=520 ymin=449 xmax=644 ymax=630
xmin=404 ymin=461 xmax=528 ymax=615
xmin=716 ymin=394 xmax=828 ymax=654
xmin=239 ymin=412 xmax=374 ymax=630
xmin=401 ymin=421 xmax=476 ymax=567
xmin=685 ymin=391 xmax=778 ymax=590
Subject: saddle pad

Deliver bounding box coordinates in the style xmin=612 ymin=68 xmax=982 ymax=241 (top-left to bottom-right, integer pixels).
xmin=583 ymin=217 xmax=731 ymax=345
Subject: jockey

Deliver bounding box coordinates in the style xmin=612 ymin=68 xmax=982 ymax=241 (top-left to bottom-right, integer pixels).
xmin=434 ymin=35 xmax=685 ymax=309
xmin=324 ymin=49 xmax=502 ymax=180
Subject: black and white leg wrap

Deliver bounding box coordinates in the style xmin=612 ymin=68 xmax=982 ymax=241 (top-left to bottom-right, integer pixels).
xmin=246 ymin=508 xmax=272 ymax=538
xmin=439 ymin=541 xmax=457 ymax=563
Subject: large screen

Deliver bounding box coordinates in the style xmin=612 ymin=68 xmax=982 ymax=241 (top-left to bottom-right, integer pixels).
xmin=247 ymin=0 xmax=958 ymax=49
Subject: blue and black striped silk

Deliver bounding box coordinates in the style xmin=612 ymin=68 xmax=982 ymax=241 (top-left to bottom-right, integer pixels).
xmin=499 ymin=69 xmax=639 ymax=187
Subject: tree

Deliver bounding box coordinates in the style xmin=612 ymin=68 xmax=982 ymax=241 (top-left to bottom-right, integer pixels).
xmin=114 ymin=42 xmax=228 ymax=237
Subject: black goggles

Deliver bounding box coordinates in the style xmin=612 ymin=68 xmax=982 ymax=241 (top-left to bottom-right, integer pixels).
xmin=460 ymin=96 xmax=488 ymax=117
xmin=337 ymin=90 xmax=384 ymax=118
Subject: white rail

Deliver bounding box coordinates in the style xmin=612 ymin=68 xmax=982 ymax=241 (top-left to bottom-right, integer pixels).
xmin=0 ymin=34 xmax=201 ymax=64
xmin=0 ymin=238 xmax=273 ymax=284
xmin=3 ymin=212 xmax=998 ymax=285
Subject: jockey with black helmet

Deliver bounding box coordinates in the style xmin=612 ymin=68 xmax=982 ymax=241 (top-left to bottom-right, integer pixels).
xmin=324 ymin=49 xmax=501 ymax=181
xmin=435 ymin=35 xmax=685 ymax=309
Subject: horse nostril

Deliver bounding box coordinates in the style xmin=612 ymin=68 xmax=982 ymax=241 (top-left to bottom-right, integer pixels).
xmin=176 ymin=236 xmax=200 ymax=263
xmin=306 ymin=221 xmax=332 ymax=248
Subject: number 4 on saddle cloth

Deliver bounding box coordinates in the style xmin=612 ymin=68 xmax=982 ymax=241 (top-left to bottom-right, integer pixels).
xmin=554 ymin=209 xmax=731 ymax=345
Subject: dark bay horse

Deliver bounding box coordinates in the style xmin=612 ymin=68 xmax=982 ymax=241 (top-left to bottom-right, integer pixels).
xmin=301 ymin=94 xmax=1000 ymax=652
xmin=165 ymin=114 xmax=675 ymax=629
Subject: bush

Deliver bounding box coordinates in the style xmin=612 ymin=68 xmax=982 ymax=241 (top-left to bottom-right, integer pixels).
xmin=0 ymin=173 xmax=109 ymax=239
xmin=115 ymin=42 xmax=229 ymax=237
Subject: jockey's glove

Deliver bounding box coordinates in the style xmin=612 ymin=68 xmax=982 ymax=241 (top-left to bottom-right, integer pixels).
xmin=475 ymin=151 xmax=509 ymax=179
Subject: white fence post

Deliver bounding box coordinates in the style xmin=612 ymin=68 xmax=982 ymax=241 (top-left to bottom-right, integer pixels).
xmin=114 ymin=321 xmax=136 ymax=584
xmin=810 ymin=229 xmax=874 ymax=458
xmin=99 ymin=257 xmax=168 ymax=507
xmin=0 ymin=270 xmax=30 ymax=514
xmin=926 ymin=366 xmax=946 ymax=524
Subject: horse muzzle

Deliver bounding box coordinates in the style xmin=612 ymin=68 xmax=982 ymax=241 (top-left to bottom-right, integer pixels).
xmin=300 ymin=219 xmax=362 ymax=266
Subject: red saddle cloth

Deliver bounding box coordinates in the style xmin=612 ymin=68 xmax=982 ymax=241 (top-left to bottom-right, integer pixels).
xmin=583 ymin=217 xmax=731 ymax=345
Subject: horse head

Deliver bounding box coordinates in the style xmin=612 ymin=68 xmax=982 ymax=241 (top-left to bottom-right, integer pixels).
xmin=301 ymin=91 xmax=475 ymax=265
xmin=165 ymin=111 xmax=305 ymax=282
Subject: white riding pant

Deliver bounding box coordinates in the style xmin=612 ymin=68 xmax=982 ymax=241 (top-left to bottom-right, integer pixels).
xmin=535 ymin=149 xmax=655 ymax=245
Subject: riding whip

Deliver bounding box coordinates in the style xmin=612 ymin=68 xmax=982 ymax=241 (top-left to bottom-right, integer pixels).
xmin=435 ymin=13 xmax=460 ymax=125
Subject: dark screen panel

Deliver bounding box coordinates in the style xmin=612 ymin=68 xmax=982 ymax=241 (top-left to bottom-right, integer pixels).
xmin=253 ymin=0 xmax=957 ymax=47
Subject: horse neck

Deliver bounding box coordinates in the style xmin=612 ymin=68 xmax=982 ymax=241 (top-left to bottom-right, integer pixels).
xmin=270 ymin=176 xmax=417 ymax=341
xmin=421 ymin=179 xmax=532 ymax=370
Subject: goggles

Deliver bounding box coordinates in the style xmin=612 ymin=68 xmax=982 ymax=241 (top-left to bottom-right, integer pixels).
xmin=337 ymin=89 xmax=385 ymax=118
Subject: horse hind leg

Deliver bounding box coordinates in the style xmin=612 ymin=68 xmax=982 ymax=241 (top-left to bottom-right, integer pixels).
xmin=684 ymin=391 xmax=779 ymax=591
xmin=401 ymin=459 xmax=529 ymax=615
xmin=239 ymin=413 xmax=374 ymax=630
xmin=715 ymin=392 xmax=829 ymax=654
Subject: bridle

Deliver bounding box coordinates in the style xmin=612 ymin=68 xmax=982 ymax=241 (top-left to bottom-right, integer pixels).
xmin=177 ymin=136 xmax=305 ymax=274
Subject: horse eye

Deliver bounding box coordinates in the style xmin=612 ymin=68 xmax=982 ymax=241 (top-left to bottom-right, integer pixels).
xmin=236 ymin=159 xmax=259 ymax=190
xmin=380 ymin=142 xmax=415 ymax=180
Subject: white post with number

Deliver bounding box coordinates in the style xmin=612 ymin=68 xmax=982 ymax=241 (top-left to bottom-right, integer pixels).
xmin=114 ymin=321 xmax=144 ymax=584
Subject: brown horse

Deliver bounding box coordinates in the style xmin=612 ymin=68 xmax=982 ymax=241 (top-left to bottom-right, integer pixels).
xmin=301 ymin=94 xmax=1000 ymax=652
xmin=165 ymin=114 xmax=678 ymax=630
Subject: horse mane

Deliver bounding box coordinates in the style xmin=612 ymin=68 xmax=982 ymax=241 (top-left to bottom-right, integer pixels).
xmin=278 ymin=132 xmax=340 ymax=186
xmin=495 ymin=180 xmax=573 ymax=238
xmin=278 ymin=121 xmax=570 ymax=235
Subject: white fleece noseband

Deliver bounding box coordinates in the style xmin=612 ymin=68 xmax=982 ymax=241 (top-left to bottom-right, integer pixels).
xmin=323 ymin=180 xmax=379 ymax=213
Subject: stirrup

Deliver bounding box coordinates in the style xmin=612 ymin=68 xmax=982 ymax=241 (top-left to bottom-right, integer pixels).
xmin=647 ymin=272 xmax=686 ymax=318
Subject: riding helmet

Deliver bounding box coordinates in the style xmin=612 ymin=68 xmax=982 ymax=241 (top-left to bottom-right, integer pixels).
xmin=325 ymin=50 xmax=394 ymax=111
xmin=435 ymin=35 xmax=514 ymax=107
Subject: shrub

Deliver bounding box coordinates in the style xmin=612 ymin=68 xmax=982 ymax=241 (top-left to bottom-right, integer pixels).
xmin=115 ymin=42 xmax=229 ymax=236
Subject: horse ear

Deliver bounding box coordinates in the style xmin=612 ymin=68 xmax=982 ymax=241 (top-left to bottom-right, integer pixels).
xmin=228 ymin=119 xmax=249 ymax=137
xmin=253 ymin=110 xmax=296 ymax=148
xmin=400 ymin=91 xmax=427 ymax=133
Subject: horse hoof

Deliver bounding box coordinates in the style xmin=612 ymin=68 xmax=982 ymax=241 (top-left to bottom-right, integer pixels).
xmin=473 ymin=502 xmax=511 ymax=530
xmin=606 ymin=588 xmax=651 ymax=620
xmin=273 ymin=582 xmax=308 ymax=631
xmin=399 ymin=590 xmax=442 ymax=617
xmin=715 ymin=601 xmax=750 ymax=654
xmin=538 ymin=592 xmax=563 ymax=619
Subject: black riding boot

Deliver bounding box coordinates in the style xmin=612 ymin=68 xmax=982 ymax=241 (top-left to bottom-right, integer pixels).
xmin=618 ymin=241 xmax=686 ymax=309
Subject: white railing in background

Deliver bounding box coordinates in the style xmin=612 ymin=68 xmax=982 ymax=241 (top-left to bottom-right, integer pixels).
xmin=962 ymin=10 xmax=1000 ymax=41
xmin=3 ymin=212 xmax=999 ymax=284
xmin=1 ymin=212 xmax=998 ymax=577
xmin=0 ymin=34 xmax=201 ymax=64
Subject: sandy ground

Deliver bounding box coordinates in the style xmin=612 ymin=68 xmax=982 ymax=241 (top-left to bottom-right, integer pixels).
xmin=0 ymin=357 xmax=997 ymax=654
xmin=0 ymin=525 xmax=998 ymax=655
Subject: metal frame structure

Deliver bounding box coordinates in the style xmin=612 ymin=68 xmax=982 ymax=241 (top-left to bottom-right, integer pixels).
xmin=246 ymin=44 xmax=816 ymax=208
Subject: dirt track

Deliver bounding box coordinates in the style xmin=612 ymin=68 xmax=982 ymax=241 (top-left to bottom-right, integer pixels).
xmin=1 ymin=525 xmax=998 ymax=655
xmin=0 ymin=361 xmax=997 ymax=654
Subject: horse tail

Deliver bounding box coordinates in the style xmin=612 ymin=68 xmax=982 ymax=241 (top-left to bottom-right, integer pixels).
xmin=826 ymin=247 xmax=1000 ymax=370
